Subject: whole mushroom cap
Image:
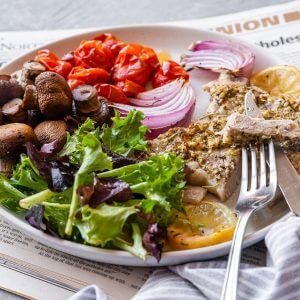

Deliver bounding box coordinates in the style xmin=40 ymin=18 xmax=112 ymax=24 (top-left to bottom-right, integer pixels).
xmin=0 ymin=123 xmax=35 ymax=157
xmin=35 ymin=71 xmax=73 ymax=119
xmin=34 ymin=120 xmax=67 ymax=145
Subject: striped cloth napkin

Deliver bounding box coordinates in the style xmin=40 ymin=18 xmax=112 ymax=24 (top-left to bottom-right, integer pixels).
xmin=72 ymin=215 xmax=300 ymax=300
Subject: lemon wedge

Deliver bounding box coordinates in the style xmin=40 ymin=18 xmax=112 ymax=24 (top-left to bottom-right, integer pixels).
xmin=167 ymin=200 xmax=237 ymax=250
xmin=251 ymin=65 xmax=300 ymax=108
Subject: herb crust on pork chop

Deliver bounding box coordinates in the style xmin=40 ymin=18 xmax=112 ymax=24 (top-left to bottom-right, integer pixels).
xmin=149 ymin=73 xmax=299 ymax=202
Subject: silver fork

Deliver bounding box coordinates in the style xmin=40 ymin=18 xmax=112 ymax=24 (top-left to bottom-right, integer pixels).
xmin=221 ymin=141 xmax=277 ymax=300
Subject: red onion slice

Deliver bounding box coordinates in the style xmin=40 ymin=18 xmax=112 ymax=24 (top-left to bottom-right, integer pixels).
xmin=129 ymin=79 xmax=184 ymax=107
xmin=112 ymin=81 xmax=196 ymax=136
xmin=181 ymin=40 xmax=255 ymax=77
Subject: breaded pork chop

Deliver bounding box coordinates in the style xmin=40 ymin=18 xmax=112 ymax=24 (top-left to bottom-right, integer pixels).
xmin=149 ymin=74 xmax=299 ymax=202
xmin=149 ymin=115 xmax=241 ymax=201
xmin=204 ymin=73 xmax=299 ymax=121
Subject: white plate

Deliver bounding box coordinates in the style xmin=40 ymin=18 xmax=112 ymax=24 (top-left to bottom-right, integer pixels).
xmin=0 ymin=25 xmax=290 ymax=266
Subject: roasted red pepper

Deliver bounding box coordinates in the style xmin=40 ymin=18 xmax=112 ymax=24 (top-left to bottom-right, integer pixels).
xmin=94 ymin=33 xmax=126 ymax=58
xmin=68 ymin=66 xmax=110 ymax=89
xmin=112 ymin=43 xmax=159 ymax=94
xmin=152 ymin=60 xmax=189 ymax=88
xmin=61 ymin=51 xmax=76 ymax=66
xmin=74 ymin=40 xmax=114 ymax=71
xmin=116 ymin=79 xmax=145 ymax=97
xmin=96 ymin=83 xmax=129 ymax=104
xmin=112 ymin=55 xmax=150 ymax=87
xmin=35 ymin=49 xmax=73 ymax=79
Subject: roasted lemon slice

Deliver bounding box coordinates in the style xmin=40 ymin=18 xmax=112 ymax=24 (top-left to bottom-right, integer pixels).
xmin=251 ymin=65 xmax=300 ymax=108
xmin=167 ymin=200 xmax=237 ymax=250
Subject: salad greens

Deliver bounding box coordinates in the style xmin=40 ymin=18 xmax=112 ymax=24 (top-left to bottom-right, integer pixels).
xmin=75 ymin=204 xmax=136 ymax=247
xmin=98 ymin=153 xmax=185 ymax=212
xmin=0 ymin=110 xmax=186 ymax=261
xmin=11 ymin=154 xmax=48 ymax=192
xmin=65 ymin=133 xmax=112 ymax=235
xmin=59 ymin=118 xmax=97 ymax=165
xmin=0 ymin=174 xmax=26 ymax=214
xmin=101 ymin=110 xmax=148 ymax=157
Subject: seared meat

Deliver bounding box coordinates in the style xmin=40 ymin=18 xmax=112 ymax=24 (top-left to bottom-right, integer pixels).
xmin=288 ymin=152 xmax=300 ymax=174
xmin=205 ymin=73 xmax=299 ymax=171
xmin=149 ymin=74 xmax=299 ymax=202
xmin=223 ymin=113 xmax=300 ymax=150
xmin=149 ymin=115 xmax=241 ymax=201
xmin=204 ymin=73 xmax=299 ymax=121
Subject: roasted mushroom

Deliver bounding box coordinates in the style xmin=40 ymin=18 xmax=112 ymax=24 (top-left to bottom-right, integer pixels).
xmin=73 ymin=85 xmax=101 ymax=115
xmin=0 ymin=123 xmax=35 ymax=157
xmin=23 ymin=84 xmax=38 ymax=109
xmin=0 ymin=158 xmax=16 ymax=177
xmin=89 ymin=98 xmax=112 ymax=127
xmin=0 ymin=78 xmax=24 ymax=105
xmin=0 ymin=74 xmax=11 ymax=81
xmin=2 ymin=98 xmax=27 ymax=123
xmin=34 ymin=120 xmax=67 ymax=145
xmin=27 ymin=109 xmax=43 ymax=127
xmin=72 ymin=85 xmax=112 ymax=126
xmin=20 ymin=60 xmax=46 ymax=87
xmin=11 ymin=70 xmax=22 ymax=82
xmin=35 ymin=71 xmax=73 ymax=119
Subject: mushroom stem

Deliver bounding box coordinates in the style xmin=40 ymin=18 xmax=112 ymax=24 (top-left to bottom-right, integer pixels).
xmin=23 ymin=85 xmax=38 ymax=110
xmin=0 ymin=158 xmax=16 ymax=177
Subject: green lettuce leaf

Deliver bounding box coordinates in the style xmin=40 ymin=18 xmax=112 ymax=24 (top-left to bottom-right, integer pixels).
xmin=75 ymin=204 xmax=136 ymax=247
xmin=65 ymin=133 xmax=112 ymax=235
xmin=98 ymin=153 xmax=186 ymax=212
xmin=101 ymin=109 xmax=148 ymax=157
xmin=19 ymin=188 xmax=72 ymax=210
xmin=114 ymin=223 xmax=147 ymax=260
xmin=59 ymin=118 xmax=97 ymax=165
xmin=0 ymin=174 xmax=26 ymax=214
xmin=43 ymin=202 xmax=71 ymax=237
xmin=11 ymin=154 xmax=48 ymax=192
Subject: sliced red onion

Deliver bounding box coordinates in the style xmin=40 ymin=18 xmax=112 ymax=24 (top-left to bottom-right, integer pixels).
xmin=129 ymin=79 xmax=184 ymax=107
xmin=111 ymin=80 xmax=196 ymax=137
xmin=181 ymin=40 xmax=255 ymax=77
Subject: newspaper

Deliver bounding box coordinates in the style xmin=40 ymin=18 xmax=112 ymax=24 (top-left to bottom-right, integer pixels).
xmin=0 ymin=1 xmax=299 ymax=299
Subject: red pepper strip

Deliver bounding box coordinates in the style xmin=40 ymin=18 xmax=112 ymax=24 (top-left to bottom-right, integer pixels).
xmin=96 ymin=83 xmax=129 ymax=104
xmin=35 ymin=49 xmax=73 ymax=79
xmin=152 ymin=60 xmax=189 ymax=88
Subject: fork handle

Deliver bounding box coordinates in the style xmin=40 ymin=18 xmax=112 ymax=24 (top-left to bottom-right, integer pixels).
xmin=220 ymin=209 xmax=253 ymax=300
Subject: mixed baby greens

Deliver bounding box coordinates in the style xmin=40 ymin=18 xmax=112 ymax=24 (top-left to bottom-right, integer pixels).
xmin=0 ymin=110 xmax=186 ymax=261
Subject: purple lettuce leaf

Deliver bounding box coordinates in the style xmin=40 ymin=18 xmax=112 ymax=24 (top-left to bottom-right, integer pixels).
xmin=77 ymin=176 xmax=132 ymax=208
xmin=25 ymin=205 xmax=46 ymax=230
xmin=26 ymin=142 xmax=75 ymax=192
xmin=40 ymin=139 xmax=65 ymax=154
xmin=142 ymin=223 xmax=165 ymax=262
xmin=101 ymin=144 xmax=139 ymax=168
